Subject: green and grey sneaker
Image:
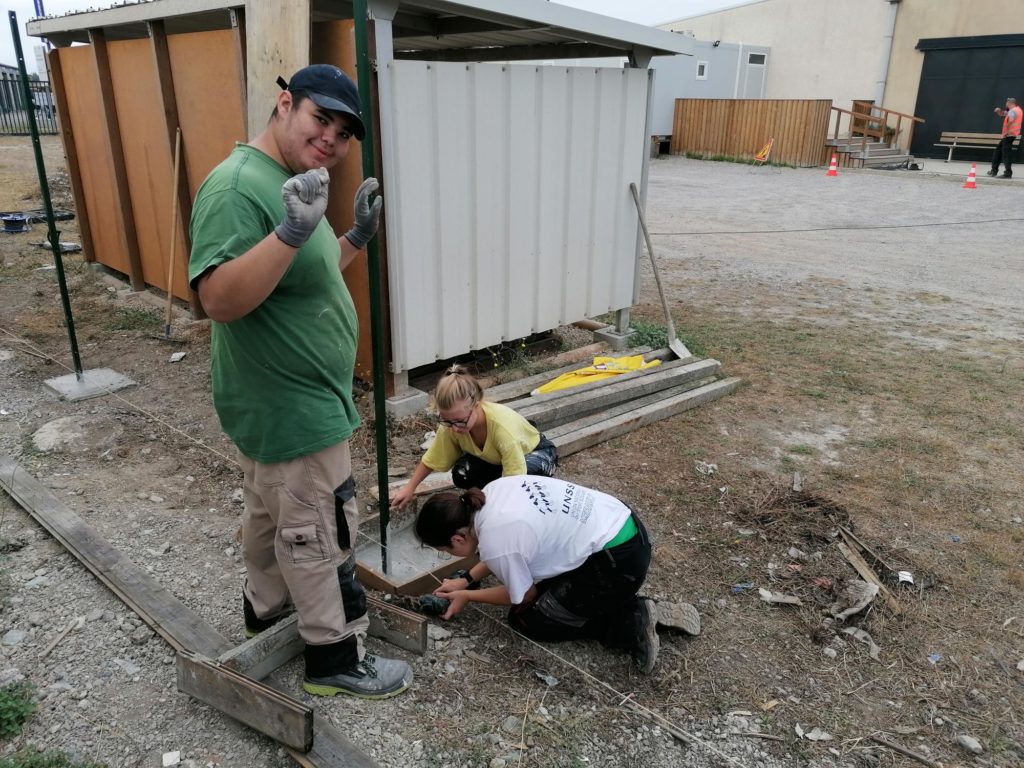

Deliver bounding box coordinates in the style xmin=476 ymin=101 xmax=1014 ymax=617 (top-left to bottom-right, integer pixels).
xmin=633 ymin=598 xmax=660 ymax=675
xmin=303 ymin=654 xmax=413 ymax=699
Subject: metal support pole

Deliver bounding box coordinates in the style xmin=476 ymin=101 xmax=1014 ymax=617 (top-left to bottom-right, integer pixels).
xmin=352 ymin=0 xmax=390 ymax=572
xmin=9 ymin=10 xmax=83 ymax=379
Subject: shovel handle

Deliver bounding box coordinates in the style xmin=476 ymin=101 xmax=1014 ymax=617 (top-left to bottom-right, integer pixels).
xmin=629 ymin=183 xmax=677 ymax=342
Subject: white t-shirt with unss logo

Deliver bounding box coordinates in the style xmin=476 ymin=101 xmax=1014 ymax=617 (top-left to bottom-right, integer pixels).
xmin=475 ymin=476 xmax=631 ymax=604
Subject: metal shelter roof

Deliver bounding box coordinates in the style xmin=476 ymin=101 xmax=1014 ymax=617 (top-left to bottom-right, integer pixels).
xmin=27 ymin=0 xmax=693 ymax=61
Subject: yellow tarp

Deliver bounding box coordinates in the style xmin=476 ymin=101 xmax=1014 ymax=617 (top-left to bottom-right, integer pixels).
xmin=533 ymin=355 xmax=661 ymax=395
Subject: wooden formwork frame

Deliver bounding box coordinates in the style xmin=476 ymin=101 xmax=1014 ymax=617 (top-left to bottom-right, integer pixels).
xmin=0 ymin=455 xmax=427 ymax=767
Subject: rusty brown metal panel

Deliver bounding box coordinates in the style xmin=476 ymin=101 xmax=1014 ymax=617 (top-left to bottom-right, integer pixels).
xmin=47 ymin=50 xmax=95 ymax=266
xmin=106 ymin=37 xmax=176 ymax=292
xmin=58 ymin=45 xmax=133 ymax=278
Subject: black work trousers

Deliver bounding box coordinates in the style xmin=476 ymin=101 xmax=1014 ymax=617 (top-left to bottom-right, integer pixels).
xmin=507 ymin=513 xmax=652 ymax=652
xmin=991 ymin=135 xmax=1017 ymax=175
xmin=451 ymin=433 xmax=559 ymax=490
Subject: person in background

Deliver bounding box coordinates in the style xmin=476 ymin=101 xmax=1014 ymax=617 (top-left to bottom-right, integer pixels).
xmin=390 ymin=365 xmax=557 ymax=509
xmin=414 ymin=476 xmax=660 ymax=673
xmin=188 ymin=64 xmax=411 ymax=699
xmin=988 ymin=97 xmax=1021 ymax=179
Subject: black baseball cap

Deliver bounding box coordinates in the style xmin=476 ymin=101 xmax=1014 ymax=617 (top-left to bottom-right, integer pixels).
xmin=276 ymin=64 xmax=366 ymax=140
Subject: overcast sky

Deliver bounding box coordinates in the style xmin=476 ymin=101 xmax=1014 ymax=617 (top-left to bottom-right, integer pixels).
xmin=3 ymin=0 xmax=746 ymax=75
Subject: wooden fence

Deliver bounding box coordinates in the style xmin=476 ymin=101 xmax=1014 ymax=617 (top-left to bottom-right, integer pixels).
xmin=671 ymin=99 xmax=832 ymax=167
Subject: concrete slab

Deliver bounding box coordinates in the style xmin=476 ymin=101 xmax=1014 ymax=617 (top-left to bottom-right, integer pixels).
xmin=384 ymin=387 xmax=430 ymax=419
xmin=593 ymin=326 xmax=635 ymax=351
xmin=44 ymin=368 xmax=136 ymax=401
xmin=356 ymin=512 xmax=453 ymax=584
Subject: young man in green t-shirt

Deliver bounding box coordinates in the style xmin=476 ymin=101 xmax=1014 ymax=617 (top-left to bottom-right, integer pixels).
xmin=188 ymin=65 xmax=411 ymax=698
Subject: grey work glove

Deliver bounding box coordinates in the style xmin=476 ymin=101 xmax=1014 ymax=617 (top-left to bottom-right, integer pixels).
xmin=343 ymin=177 xmax=383 ymax=250
xmin=275 ymin=167 xmax=330 ymax=248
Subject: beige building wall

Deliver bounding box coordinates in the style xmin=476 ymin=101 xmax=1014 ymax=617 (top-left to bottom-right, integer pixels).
xmin=661 ymin=0 xmax=893 ymax=110
xmin=886 ymin=0 xmax=1020 ymax=116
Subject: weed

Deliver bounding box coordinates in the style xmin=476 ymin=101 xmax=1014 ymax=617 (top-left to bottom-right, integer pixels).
xmin=102 ymin=306 xmax=161 ymax=332
xmin=801 ymin=389 xmax=828 ymax=399
xmin=0 ymin=682 xmax=36 ymax=740
xmin=788 ymin=444 xmax=815 ymax=456
xmin=0 ymin=751 xmax=106 ymax=768
xmin=628 ymin=320 xmax=667 ymax=349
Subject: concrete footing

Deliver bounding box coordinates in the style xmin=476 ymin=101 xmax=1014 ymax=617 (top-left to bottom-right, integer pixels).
xmin=44 ymin=368 xmax=136 ymax=401
xmin=593 ymin=326 xmax=635 ymax=351
xmin=384 ymin=388 xmax=430 ymax=419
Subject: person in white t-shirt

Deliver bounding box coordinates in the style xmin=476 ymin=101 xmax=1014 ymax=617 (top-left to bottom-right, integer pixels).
xmin=414 ymin=476 xmax=659 ymax=673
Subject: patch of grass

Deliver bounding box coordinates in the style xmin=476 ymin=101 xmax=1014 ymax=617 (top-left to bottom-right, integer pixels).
xmin=628 ymin=319 xmax=709 ymax=358
xmin=0 ymin=751 xmax=106 ymax=768
xmin=102 ymin=306 xmax=161 ymax=332
xmin=0 ymin=682 xmax=36 ymax=740
xmin=801 ymin=389 xmax=828 ymax=399
xmin=787 ymin=444 xmax=815 ymax=455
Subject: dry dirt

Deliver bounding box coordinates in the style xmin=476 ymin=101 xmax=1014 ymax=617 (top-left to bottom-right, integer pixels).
xmin=1 ymin=136 xmax=1023 ymax=767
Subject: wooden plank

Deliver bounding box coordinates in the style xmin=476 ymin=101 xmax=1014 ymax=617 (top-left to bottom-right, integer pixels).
xmin=177 ymin=651 xmax=314 ymax=753
xmin=366 ymin=595 xmax=428 ymax=654
xmin=47 ymin=49 xmax=96 ymax=265
xmin=511 ymin=358 xmax=721 ymax=430
xmin=0 ymin=454 xmax=228 ymax=658
xmin=552 ymin=378 xmax=742 ymax=458
xmin=837 ymin=541 xmax=901 ymax=615
xmin=229 ymin=8 xmax=248 ymax=136
xmin=357 ymin=555 xmax=476 ymax=597
xmin=88 ymin=28 xmax=145 ymax=291
xmin=545 ymin=376 xmax=717 ymax=440
xmin=245 ymin=0 xmax=310 ymax=141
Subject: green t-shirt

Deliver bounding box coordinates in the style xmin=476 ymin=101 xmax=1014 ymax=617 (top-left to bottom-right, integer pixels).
xmin=188 ymin=144 xmax=360 ymax=463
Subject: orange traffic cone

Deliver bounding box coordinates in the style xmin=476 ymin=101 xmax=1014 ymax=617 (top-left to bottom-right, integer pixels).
xmin=826 ymin=154 xmax=839 ymax=177
xmin=963 ymin=163 xmax=978 ymax=189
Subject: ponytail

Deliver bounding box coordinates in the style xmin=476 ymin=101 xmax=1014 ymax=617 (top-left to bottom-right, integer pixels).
xmin=433 ymin=364 xmax=485 ymax=411
xmin=415 ymin=488 xmax=486 ymax=548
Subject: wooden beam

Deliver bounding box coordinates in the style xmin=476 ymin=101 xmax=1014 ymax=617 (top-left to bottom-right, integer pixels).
xmin=512 ymin=358 xmax=722 ymax=430
xmin=551 ymin=377 xmax=742 ymax=458
xmin=147 ymin=20 xmax=198 ymax=312
xmin=837 ymin=540 xmax=901 ymax=615
xmin=229 ymin=8 xmax=248 ymax=139
xmin=47 ymin=49 xmax=97 ymax=265
xmin=545 ymin=376 xmax=717 ymax=441
xmin=88 ymin=28 xmax=146 ymax=291
xmin=0 ymin=454 xmax=227 ymax=657
xmin=245 ymin=0 xmax=310 ymax=141
xmin=177 ymin=651 xmax=314 ymax=753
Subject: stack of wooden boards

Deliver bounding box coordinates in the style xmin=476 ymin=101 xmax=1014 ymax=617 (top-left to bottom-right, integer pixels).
xmin=489 ymin=348 xmax=740 ymax=459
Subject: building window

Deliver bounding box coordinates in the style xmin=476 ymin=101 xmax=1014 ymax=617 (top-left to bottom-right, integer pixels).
xmin=696 ymin=61 xmax=708 ymax=80
xmin=748 ymin=53 xmax=766 ymax=65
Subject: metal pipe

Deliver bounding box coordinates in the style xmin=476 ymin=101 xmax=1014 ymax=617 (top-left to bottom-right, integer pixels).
xmin=9 ymin=10 xmax=83 ymax=379
xmin=352 ymin=0 xmax=390 ymax=572
xmin=874 ymin=0 xmax=901 ymax=109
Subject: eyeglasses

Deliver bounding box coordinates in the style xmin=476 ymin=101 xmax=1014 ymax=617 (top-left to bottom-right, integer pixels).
xmin=437 ymin=400 xmax=475 ymax=429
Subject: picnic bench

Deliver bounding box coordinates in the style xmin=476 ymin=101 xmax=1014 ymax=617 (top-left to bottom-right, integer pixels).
xmin=935 ymin=131 xmax=1020 ymax=162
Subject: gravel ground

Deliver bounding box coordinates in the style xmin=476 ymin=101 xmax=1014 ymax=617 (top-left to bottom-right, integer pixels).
xmin=4 ymin=153 xmax=1024 ymax=767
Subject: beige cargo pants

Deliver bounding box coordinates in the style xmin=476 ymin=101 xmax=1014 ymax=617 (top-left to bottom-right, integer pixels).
xmin=238 ymin=440 xmax=369 ymax=653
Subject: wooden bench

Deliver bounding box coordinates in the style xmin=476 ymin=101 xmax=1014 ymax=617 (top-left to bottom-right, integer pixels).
xmin=934 ymin=131 xmax=1020 ymax=162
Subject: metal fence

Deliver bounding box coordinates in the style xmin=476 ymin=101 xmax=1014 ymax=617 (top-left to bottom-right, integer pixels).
xmin=0 ymin=72 xmax=58 ymax=135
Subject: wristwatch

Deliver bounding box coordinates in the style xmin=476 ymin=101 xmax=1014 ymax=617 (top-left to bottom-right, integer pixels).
xmin=449 ymin=568 xmax=481 ymax=590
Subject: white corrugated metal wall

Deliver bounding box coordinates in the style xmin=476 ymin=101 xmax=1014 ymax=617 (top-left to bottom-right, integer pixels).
xmin=380 ymin=61 xmax=650 ymax=372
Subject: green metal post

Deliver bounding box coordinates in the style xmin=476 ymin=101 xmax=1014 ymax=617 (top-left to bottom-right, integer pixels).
xmin=351 ymin=0 xmax=391 ymax=572
xmin=9 ymin=11 xmax=84 ymax=379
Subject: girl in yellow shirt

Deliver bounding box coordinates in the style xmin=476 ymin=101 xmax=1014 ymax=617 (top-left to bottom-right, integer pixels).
xmin=390 ymin=365 xmax=558 ymax=508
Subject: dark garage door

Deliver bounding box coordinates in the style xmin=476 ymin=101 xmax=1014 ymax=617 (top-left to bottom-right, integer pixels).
xmin=912 ymin=35 xmax=1024 ymax=161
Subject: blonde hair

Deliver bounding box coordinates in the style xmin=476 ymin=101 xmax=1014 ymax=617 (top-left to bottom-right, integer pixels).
xmin=433 ymin=364 xmax=484 ymax=410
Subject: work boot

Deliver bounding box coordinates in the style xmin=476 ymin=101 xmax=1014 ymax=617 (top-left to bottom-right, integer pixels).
xmin=1000 ymin=172 xmax=1013 ymax=179
xmin=303 ymin=653 xmax=413 ymax=699
xmin=986 ymin=169 xmax=998 ymax=176
xmin=655 ymin=601 xmax=702 ymax=637
xmin=633 ymin=598 xmax=659 ymax=674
